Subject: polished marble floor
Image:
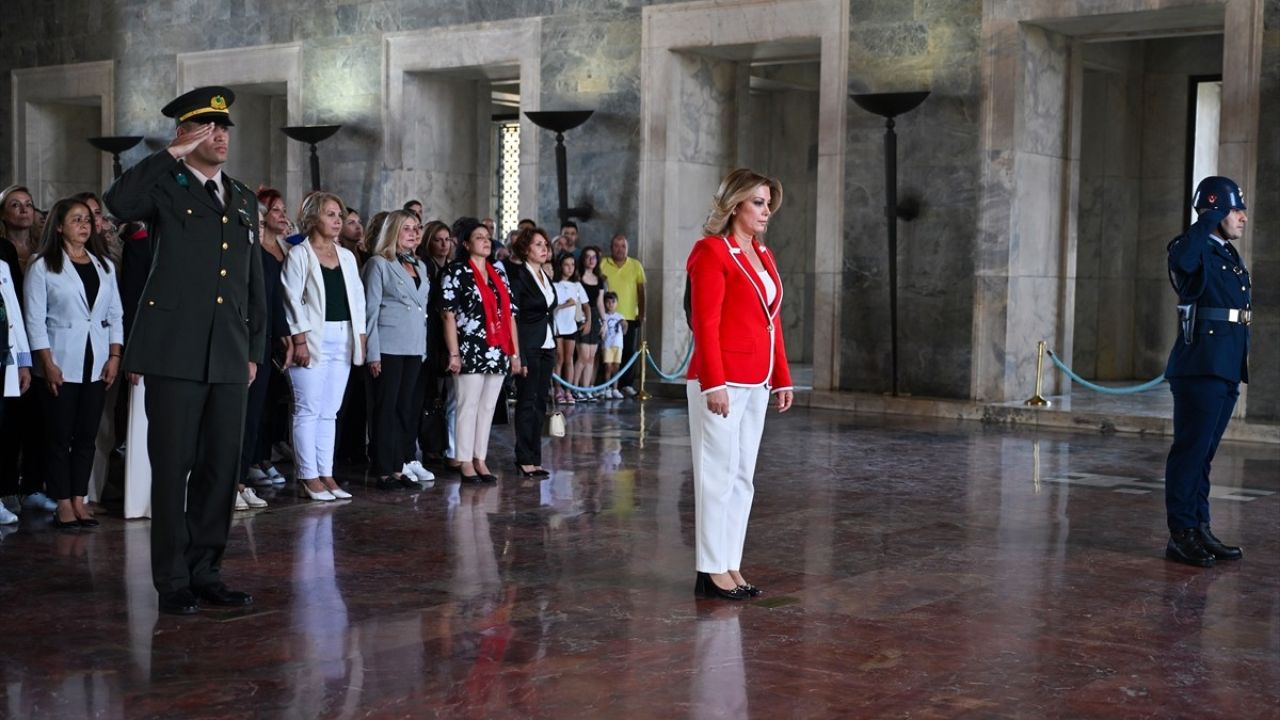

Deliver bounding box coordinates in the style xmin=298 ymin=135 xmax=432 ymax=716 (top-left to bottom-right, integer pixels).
xmin=1 ymin=401 xmax=1278 ymax=719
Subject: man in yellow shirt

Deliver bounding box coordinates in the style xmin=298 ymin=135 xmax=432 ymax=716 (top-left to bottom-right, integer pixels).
xmin=598 ymin=234 xmax=645 ymax=396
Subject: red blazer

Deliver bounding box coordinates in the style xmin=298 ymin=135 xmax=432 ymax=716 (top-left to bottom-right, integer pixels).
xmin=686 ymin=234 xmax=793 ymax=394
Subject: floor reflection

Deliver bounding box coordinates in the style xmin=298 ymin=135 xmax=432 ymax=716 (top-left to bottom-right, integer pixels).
xmin=0 ymin=403 xmax=1276 ymax=718
xmin=287 ymin=509 xmax=353 ymax=716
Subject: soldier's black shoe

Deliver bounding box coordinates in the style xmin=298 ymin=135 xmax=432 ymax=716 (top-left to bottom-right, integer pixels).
xmin=1166 ymin=528 xmax=1215 ymax=568
xmin=194 ymin=583 xmax=253 ymax=607
xmin=1198 ymin=523 xmax=1242 ymax=561
xmin=158 ymin=589 xmax=200 ymax=615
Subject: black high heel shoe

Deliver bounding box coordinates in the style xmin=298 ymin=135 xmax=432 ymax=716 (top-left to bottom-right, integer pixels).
xmin=737 ymin=583 xmax=762 ymax=597
xmin=52 ymin=514 xmax=81 ymax=532
xmin=514 ymin=464 xmax=550 ymax=478
xmin=457 ymin=466 xmax=483 ymax=483
xmin=695 ymin=572 xmax=748 ymax=601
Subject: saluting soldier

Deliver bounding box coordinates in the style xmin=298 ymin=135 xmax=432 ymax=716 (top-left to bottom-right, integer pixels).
xmin=1162 ymin=175 xmax=1251 ymax=568
xmin=104 ymin=87 xmax=267 ymax=614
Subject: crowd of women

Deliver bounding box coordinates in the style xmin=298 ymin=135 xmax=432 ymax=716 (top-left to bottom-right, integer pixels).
xmin=3 ymin=165 xmax=794 ymax=603
xmin=0 ymin=182 xmax=631 ymax=523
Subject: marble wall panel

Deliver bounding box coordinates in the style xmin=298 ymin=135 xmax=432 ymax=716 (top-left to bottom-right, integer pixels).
xmin=1244 ymin=0 xmax=1279 ymax=420
xmin=536 ymin=11 xmax=643 ymax=243
xmin=1016 ymin=25 xmax=1072 ymax=159
xmin=843 ymin=0 xmax=982 ymax=396
xmin=1 ymin=0 xmax=1269 ymax=405
xmin=28 ymin=102 xmax=102 ymax=207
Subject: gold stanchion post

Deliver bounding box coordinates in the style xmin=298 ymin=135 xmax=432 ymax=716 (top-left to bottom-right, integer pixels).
xmin=1024 ymin=340 xmax=1051 ymax=407
xmin=636 ymin=341 xmax=651 ymax=401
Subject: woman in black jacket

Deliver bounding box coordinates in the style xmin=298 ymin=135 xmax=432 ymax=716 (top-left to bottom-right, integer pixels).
xmin=505 ymin=227 xmax=557 ymax=478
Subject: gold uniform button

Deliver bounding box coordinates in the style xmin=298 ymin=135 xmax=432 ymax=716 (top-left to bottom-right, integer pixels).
xmin=221 ymin=242 xmax=229 ymax=250
xmin=186 ymin=209 xmax=193 ymax=215
xmin=1242 ymin=286 xmax=1247 ymax=292
xmin=222 ymin=216 xmax=229 ymax=224
xmin=220 ymin=269 xmax=228 ymax=277
xmin=1208 ymin=329 xmax=1214 ymax=335
xmin=216 ymin=296 xmax=224 ymax=304
xmin=1222 ymin=265 xmax=1227 ymax=270
xmin=148 ymin=300 xmax=155 ymax=306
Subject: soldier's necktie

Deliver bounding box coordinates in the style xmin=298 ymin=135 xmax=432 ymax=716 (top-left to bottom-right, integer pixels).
xmin=204 ymin=179 xmax=224 ymax=213
xmin=1224 ymin=241 xmax=1240 ymax=263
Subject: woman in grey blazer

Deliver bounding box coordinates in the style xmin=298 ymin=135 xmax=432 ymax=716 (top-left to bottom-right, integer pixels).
xmin=23 ymin=197 xmax=124 ymax=530
xmin=363 ymin=210 xmax=434 ymax=489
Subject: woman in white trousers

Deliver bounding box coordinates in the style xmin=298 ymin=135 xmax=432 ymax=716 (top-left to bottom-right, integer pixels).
xmin=282 ymin=192 xmax=367 ymax=502
xmin=686 ymin=168 xmax=794 ymax=601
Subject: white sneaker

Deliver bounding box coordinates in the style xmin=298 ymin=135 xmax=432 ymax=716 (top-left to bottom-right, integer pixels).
xmin=240 ymin=487 xmax=268 ymax=508
xmin=610 ymin=388 xmax=624 ymax=399
xmin=0 ymin=505 xmax=17 ymax=525
xmin=621 ymin=386 xmax=637 ymax=398
xmin=234 ymin=491 xmax=250 ymax=511
xmin=21 ymin=492 xmax=56 ymax=512
xmin=264 ymin=464 xmax=287 ymax=484
xmin=404 ymin=461 xmax=435 ymax=483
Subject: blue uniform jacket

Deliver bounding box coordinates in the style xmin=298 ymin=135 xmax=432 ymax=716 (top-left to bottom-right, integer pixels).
xmin=1164 ymin=209 xmax=1251 ymax=383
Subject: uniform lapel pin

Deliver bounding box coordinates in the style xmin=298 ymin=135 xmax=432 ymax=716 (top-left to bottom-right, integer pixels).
xmin=175 ymin=173 xmax=189 ymax=187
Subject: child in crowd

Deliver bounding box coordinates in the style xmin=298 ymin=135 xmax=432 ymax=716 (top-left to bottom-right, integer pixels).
xmin=552 ymin=254 xmax=589 ymax=404
xmin=600 ymin=292 xmax=627 ymax=400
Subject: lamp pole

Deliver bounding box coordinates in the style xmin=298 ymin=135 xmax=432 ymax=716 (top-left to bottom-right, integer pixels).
xmin=850 ymin=91 xmax=930 ymax=397
xmin=281 ymin=125 xmax=343 ymax=191
xmin=524 ymin=110 xmax=596 ymax=227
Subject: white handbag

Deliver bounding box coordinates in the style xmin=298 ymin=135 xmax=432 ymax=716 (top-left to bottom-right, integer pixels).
xmin=547 ymin=410 xmax=566 ymax=437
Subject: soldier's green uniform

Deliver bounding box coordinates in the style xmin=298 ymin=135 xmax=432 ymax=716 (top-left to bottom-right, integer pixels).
xmin=104 ymin=87 xmax=266 ymax=604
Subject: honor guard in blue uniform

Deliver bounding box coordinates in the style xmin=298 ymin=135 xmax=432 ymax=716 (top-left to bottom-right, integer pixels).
xmin=1162 ymin=175 xmax=1250 ymax=568
xmin=104 ymin=87 xmax=267 ymax=614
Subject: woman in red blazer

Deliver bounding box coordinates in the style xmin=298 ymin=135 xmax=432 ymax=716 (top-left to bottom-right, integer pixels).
xmin=686 ymin=168 xmax=793 ymax=601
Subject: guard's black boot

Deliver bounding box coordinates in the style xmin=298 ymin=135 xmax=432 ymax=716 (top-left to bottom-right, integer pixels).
xmin=1197 ymin=523 xmax=1242 ymax=561
xmin=1166 ymin=527 xmax=1215 ymax=568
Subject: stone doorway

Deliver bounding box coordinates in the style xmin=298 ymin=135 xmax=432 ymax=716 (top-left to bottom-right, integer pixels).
xmin=176 ymin=43 xmax=302 ymax=209
xmin=10 ymin=60 xmax=115 ymax=206
xmin=973 ymin=0 xmax=1262 ymax=409
xmin=383 ymin=19 xmax=542 ymax=226
xmin=1072 ymin=34 xmax=1225 ymax=384
xmin=638 ymin=0 xmax=848 ymax=390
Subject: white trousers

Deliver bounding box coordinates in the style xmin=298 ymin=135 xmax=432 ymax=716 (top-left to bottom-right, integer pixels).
xmin=454 ymin=373 xmax=505 ymax=462
xmin=289 ymin=321 xmax=353 ymax=479
xmin=687 ymin=381 xmax=769 ymax=574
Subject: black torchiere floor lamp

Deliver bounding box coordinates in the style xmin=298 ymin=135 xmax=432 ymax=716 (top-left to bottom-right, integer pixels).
xmin=523 ymin=110 xmax=595 ymax=227
xmin=281 ymin=125 xmax=343 ymax=191
xmin=850 ymin=91 xmax=929 ymax=397
xmin=87 ymin=136 xmax=144 ymax=178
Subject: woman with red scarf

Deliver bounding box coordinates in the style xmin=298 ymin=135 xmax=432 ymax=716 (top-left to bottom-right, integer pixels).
xmin=441 ymin=217 xmax=522 ymax=483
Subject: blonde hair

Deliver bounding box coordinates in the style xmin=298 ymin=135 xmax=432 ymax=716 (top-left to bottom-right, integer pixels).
xmin=702 ymin=168 xmax=783 ymax=236
xmin=297 ymin=191 xmax=346 ymax=239
xmin=0 ymin=184 xmax=34 ymax=238
xmin=372 ymin=210 xmax=419 ymax=260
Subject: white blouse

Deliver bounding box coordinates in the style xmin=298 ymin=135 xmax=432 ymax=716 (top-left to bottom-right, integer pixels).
xmin=757 ymin=270 xmax=777 ymax=306
xmin=526 ymin=263 xmax=555 ymax=349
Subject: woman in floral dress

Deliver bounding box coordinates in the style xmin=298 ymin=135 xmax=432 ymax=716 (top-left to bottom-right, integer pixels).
xmin=440 ymin=217 xmax=521 ymax=483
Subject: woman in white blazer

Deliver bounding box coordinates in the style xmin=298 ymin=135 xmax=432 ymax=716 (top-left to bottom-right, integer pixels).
xmin=281 ymin=192 xmax=366 ymax=502
xmin=363 ymin=209 xmax=434 ymax=490
xmin=24 ymin=197 xmax=124 ymax=530
xmin=0 ymin=259 xmax=32 ymax=525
